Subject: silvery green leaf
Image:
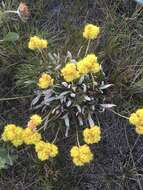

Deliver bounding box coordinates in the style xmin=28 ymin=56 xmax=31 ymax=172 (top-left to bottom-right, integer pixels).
xmin=42 ymin=105 xmax=48 ymax=112
xmin=78 ymin=76 xmax=85 ymax=85
xmin=34 ymin=89 xmax=42 ymax=95
xmin=75 ymin=105 xmax=82 ymax=113
xmin=67 ymin=51 xmax=72 ymax=60
xmin=70 ymin=93 xmax=76 ymax=98
xmin=52 ymin=106 xmax=60 ymax=114
xmin=42 ymin=118 xmax=49 ymax=130
xmin=100 ymin=104 xmax=116 ymax=108
xmin=55 ymin=64 xmax=61 ymax=70
xmin=31 ymin=95 xmax=41 ymax=106
xmin=44 ymin=92 xmax=53 ymax=103
xmin=101 ymin=66 xmax=106 ymax=76
xmin=101 ymin=81 xmax=105 ymax=86
xmin=44 ymin=97 xmax=56 ymax=103
xmin=91 ymin=105 xmax=95 ymax=111
xmin=99 ymin=107 xmax=105 ymax=112
xmin=99 ymin=84 xmax=113 ymax=90
xmin=88 ymin=113 xmax=94 ymax=126
xmin=62 ymin=82 xmax=68 ymax=87
xmin=24 ymin=80 xmax=35 ymax=84
xmin=66 ymin=100 xmax=72 ymax=107
xmin=56 ymin=110 xmax=60 ymax=115
xmin=63 ymin=96 xmax=67 ymax=102
xmin=82 ymin=107 xmax=85 ymax=114
xmin=33 ymin=103 xmax=44 ymax=110
xmin=72 ymin=87 xmax=77 ymax=92
xmin=2 ymin=1 xmax=5 ymax=8
xmin=52 ymin=108 xmax=56 ymax=114
xmin=59 ymin=91 xmax=70 ymax=98
xmin=61 ymin=106 xmax=64 ymax=112
xmin=60 ymin=98 xmax=64 ymax=104
xmin=78 ymin=116 xmax=83 ymax=126
xmin=71 ymin=59 xmax=76 ymax=64
xmin=42 ymin=89 xmax=53 ymax=96
xmin=82 ymin=84 xmax=87 ymax=93
xmin=84 ymin=95 xmax=91 ymax=101
xmin=68 ymin=84 xmax=71 ymax=89
xmin=63 ymin=114 xmax=70 ymax=137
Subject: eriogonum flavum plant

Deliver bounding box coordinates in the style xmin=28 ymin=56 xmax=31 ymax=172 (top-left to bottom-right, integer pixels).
xmin=28 ymin=24 xmax=112 ymax=166
xmin=2 ymin=22 xmax=141 ymax=167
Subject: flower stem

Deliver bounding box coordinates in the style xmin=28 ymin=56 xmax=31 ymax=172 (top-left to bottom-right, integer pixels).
xmin=85 ymin=40 xmax=91 ymax=56
xmin=76 ymin=130 xmax=80 ymax=147
xmin=110 ymin=109 xmax=129 ymax=120
xmin=53 ymin=128 xmax=60 ymax=143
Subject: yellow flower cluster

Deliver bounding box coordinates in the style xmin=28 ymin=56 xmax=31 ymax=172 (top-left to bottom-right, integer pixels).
xmin=61 ymin=63 xmax=80 ymax=82
xmin=2 ymin=124 xmax=24 ymax=147
xmin=83 ymin=24 xmax=100 ymax=40
xmin=77 ymin=54 xmax=100 ymax=75
xmin=27 ymin=114 xmax=42 ymax=129
xmin=70 ymin=144 xmax=93 ymax=166
xmin=38 ymin=73 xmax=54 ymax=89
xmin=35 ymin=141 xmax=58 ymax=161
xmin=23 ymin=128 xmax=42 ymax=145
xmin=61 ymin=54 xmax=100 ymax=82
xmin=28 ymin=36 xmax=48 ymax=50
xmin=2 ymin=124 xmax=42 ymax=146
xmin=2 ymin=114 xmax=43 ymax=147
xmin=1 ymin=114 xmax=59 ymax=162
xmin=83 ymin=125 xmax=101 ymax=144
xmin=129 ymin=108 xmax=143 ymax=134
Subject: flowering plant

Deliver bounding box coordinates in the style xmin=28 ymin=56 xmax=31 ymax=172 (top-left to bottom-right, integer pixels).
xmin=28 ymin=24 xmax=113 ymax=165
xmin=1 ymin=19 xmax=143 ymax=167
xmin=31 ymin=25 xmax=114 ymax=137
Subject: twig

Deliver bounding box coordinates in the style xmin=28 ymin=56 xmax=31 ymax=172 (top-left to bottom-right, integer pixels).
xmin=0 ymin=95 xmax=33 ymax=101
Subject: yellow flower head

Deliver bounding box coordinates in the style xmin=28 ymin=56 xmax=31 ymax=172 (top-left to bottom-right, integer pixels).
xmin=27 ymin=114 xmax=42 ymax=129
xmin=23 ymin=128 xmax=42 ymax=145
xmin=135 ymin=126 xmax=143 ymax=135
xmin=38 ymin=73 xmax=54 ymax=89
xmin=2 ymin=124 xmax=24 ymax=147
xmin=83 ymin=125 xmax=101 ymax=144
xmin=77 ymin=54 xmax=100 ymax=75
xmin=61 ymin=63 xmax=80 ymax=82
xmin=35 ymin=141 xmax=58 ymax=161
xmin=77 ymin=59 xmax=88 ymax=75
xmin=129 ymin=108 xmax=143 ymax=135
xmin=136 ymin=109 xmax=143 ymax=118
xmin=70 ymin=144 xmax=93 ymax=166
xmin=129 ymin=113 xmax=140 ymax=126
xmin=129 ymin=109 xmax=143 ymax=126
xmin=28 ymin=36 xmax=48 ymax=50
xmin=83 ymin=24 xmax=100 ymax=40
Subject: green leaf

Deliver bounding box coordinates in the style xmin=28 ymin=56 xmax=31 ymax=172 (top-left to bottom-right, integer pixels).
xmin=0 ymin=147 xmax=17 ymax=170
xmin=0 ymin=157 xmax=7 ymax=169
xmin=3 ymin=32 xmax=19 ymax=42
